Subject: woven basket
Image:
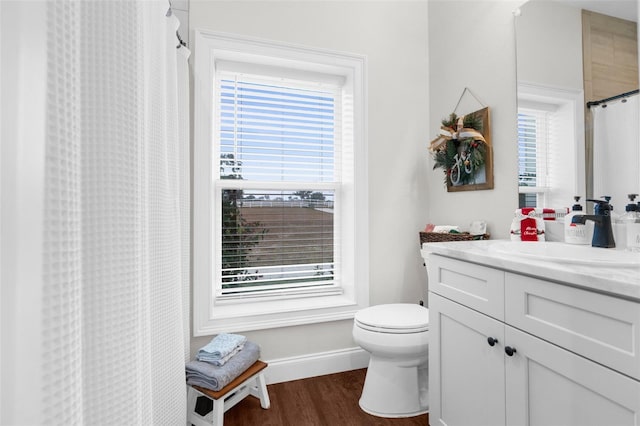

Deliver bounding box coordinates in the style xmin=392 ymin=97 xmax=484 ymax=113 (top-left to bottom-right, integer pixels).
xmin=419 ymin=232 xmax=490 ymax=244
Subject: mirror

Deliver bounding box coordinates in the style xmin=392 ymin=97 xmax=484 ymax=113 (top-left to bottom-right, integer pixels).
xmin=515 ymin=0 xmax=639 ymax=212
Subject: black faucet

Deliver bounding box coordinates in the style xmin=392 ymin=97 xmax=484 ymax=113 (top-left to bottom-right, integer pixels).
xmin=571 ymin=199 xmax=615 ymax=248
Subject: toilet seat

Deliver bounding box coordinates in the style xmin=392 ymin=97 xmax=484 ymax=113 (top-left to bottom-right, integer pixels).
xmin=355 ymin=303 xmax=429 ymax=334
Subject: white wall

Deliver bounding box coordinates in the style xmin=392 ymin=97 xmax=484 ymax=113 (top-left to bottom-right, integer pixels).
xmin=189 ymin=1 xmax=430 ymax=367
xmin=516 ymin=0 xmax=583 ymax=91
xmin=426 ymin=1 xmax=521 ymax=239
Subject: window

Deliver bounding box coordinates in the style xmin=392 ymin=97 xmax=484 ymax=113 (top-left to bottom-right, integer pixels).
xmin=193 ymin=30 xmax=368 ymax=335
xmin=517 ymin=83 xmax=584 ymax=209
xmin=217 ymin=71 xmax=339 ymax=297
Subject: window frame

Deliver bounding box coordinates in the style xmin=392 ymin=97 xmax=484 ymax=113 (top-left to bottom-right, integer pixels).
xmin=192 ymin=30 xmax=369 ymax=336
xmin=517 ymin=82 xmax=585 ymax=209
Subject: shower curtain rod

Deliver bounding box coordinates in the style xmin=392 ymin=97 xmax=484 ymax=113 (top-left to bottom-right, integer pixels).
xmin=587 ymin=89 xmax=639 ymax=108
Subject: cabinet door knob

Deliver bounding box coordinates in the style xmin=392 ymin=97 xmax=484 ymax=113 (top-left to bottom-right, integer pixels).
xmin=487 ymin=337 xmax=498 ymax=347
xmin=505 ymin=346 xmax=517 ymax=356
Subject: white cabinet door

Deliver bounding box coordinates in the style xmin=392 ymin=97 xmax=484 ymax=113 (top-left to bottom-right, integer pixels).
xmin=430 ymin=293 xmax=505 ymax=426
xmin=505 ymin=325 xmax=640 ymax=426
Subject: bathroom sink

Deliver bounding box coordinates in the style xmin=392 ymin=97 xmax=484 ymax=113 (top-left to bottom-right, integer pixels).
xmin=488 ymin=241 xmax=640 ymax=267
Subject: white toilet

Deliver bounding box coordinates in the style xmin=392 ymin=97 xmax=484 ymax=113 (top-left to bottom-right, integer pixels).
xmin=352 ymin=303 xmax=429 ymax=418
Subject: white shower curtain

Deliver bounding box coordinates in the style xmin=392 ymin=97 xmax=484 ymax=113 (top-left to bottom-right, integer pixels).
xmin=592 ymin=95 xmax=640 ymax=211
xmin=1 ymin=1 xmax=190 ymax=424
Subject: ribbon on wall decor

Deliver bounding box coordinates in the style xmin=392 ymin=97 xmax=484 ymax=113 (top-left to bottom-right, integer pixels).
xmin=429 ymin=87 xmax=489 ymax=152
xmin=429 ymin=116 xmax=487 ymax=152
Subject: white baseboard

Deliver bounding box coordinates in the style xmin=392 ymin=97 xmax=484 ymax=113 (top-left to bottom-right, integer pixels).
xmin=263 ymin=347 xmax=370 ymax=385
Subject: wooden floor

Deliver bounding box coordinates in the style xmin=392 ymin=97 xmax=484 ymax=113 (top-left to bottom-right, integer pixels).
xmin=222 ymin=368 xmax=429 ymax=426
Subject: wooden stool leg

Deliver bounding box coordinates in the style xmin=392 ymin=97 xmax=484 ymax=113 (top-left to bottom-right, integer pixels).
xmin=187 ymin=386 xmax=213 ymax=426
xmin=212 ymin=397 xmax=225 ymax=426
xmin=186 ymin=386 xmax=198 ymax=425
xmin=251 ymin=373 xmax=270 ymax=409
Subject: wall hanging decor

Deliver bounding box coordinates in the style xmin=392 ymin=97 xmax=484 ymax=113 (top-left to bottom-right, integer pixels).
xmin=429 ymin=89 xmax=493 ymax=192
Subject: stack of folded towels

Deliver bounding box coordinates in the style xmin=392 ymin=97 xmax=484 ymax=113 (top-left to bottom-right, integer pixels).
xmin=186 ymin=333 xmax=261 ymax=392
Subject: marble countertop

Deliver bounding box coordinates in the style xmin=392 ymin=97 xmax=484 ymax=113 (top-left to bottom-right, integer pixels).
xmin=421 ymin=239 xmax=640 ymax=302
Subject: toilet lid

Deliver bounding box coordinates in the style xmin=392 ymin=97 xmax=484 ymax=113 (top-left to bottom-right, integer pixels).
xmin=355 ymin=303 xmax=429 ymax=333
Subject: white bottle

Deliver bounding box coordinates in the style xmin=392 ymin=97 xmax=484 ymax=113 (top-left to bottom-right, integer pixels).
xmin=626 ymin=221 xmax=640 ymax=252
xmin=564 ymin=196 xmax=589 ymax=245
xmin=616 ymin=194 xmax=639 ymax=251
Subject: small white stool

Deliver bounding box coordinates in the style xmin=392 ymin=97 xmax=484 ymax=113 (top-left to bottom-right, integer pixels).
xmin=187 ymin=360 xmax=270 ymax=426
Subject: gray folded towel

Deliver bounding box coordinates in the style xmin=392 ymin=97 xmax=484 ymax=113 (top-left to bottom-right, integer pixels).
xmin=186 ymin=340 xmax=261 ymax=392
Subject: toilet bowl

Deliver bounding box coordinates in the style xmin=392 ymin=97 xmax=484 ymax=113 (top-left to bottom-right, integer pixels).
xmin=352 ymin=303 xmax=429 ymax=418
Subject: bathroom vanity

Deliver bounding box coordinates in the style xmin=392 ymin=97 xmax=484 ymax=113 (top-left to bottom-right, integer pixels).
xmin=422 ymin=240 xmax=640 ymax=426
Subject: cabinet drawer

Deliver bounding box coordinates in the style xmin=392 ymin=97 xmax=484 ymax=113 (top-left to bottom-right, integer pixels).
xmin=428 ymin=254 xmax=504 ymax=320
xmin=505 ymin=272 xmax=640 ymax=380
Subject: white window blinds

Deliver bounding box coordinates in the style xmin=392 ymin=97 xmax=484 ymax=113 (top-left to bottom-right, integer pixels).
xmin=518 ymin=109 xmax=547 ymax=187
xmin=214 ymin=70 xmax=341 ymax=297
xmin=518 ymin=108 xmax=549 ymax=191
xmin=217 ymin=72 xmax=340 ymax=182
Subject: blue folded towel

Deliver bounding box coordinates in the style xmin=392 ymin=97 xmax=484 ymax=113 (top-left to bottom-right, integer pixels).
xmin=186 ymin=340 xmax=261 ymax=392
xmin=206 ymin=345 xmax=242 ymax=367
xmin=197 ymin=333 xmax=247 ymax=365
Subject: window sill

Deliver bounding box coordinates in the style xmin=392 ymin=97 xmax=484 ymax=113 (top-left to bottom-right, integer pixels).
xmin=193 ymin=292 xmax=363 ymax=336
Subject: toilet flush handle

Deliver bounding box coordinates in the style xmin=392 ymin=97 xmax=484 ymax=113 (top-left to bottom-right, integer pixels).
xmin=487 ymin=337 xmax=498 ymax=347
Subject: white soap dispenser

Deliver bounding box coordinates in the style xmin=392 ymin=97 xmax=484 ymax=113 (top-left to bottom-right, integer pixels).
xmin=617 ymin=194 xmax=639 ymax=251
xmin=629 ymin=200 xmax=640 ymax=252
xmin=564 ymin=196 xmax=590 ymax=245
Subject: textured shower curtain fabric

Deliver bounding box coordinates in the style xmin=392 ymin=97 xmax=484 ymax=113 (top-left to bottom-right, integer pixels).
xmin=592 ymin=96 xmax=640 ymax=210
xmin=36 ymin=1 xmax=189 ymax=424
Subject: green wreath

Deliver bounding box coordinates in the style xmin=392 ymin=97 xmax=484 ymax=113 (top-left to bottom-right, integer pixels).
xmin=430 ymin=112 xmax=486 ymax=186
